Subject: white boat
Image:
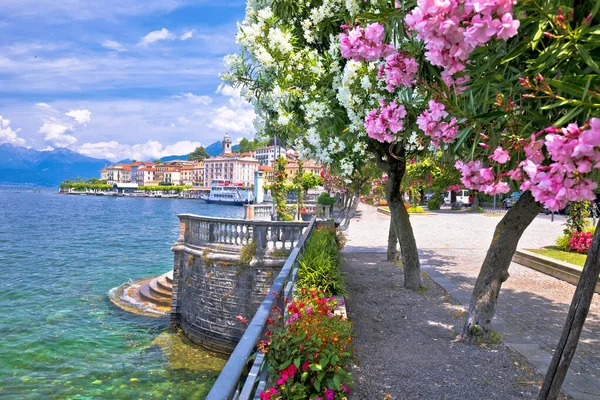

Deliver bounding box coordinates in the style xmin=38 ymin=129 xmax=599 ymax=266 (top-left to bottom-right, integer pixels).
xmin=200 ymin=179 xmax=253 ymax=206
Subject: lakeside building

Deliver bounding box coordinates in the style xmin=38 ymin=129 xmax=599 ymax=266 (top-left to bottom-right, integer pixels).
xmin=102 ymin=164 xmax=132 ymax=184
xmin=137 ymin=166 xmax=157 ymax=186
xmin=192 ymin=161 xmax=205 ymax=186
xmin=259 ymin=165 xmax=275 ymax=183
xmin=253 ymin=145 xmax=287 ymax=166
xmin=204 ymin=155 xmax=259 ymax=187
xmin=165 ymin=168 xmax=183 ymax=186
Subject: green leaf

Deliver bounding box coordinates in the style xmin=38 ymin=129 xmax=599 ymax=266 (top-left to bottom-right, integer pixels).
xmin=309 ymin=363 xmax=323 ymax=371
xmin=554 ymin=107 xmax=584 ymax=126
xmin=577 ymin=45 xmax=600 ymax=74
xmin=318 ymin=356 xmax=329 ymax=368
xmin=501 ymin=43 xmax=527 ymax=63
xmin=294 ymin=357 xmax=301 ymax=369
xmin=332 ymin=374 xmax=341 ymax=391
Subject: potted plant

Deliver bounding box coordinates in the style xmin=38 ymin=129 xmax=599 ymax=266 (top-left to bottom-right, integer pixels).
xmin=300 ymin=207 xmax=314 ymax=221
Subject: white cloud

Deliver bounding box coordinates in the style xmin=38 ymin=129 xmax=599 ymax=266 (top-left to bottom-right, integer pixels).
xmin=209 ymin=84 xmax=255 ymax=134
xmin=101 ymin=40 xmax=127 ymax=52
xmin=39 ymin=123 xmax=78 ymax=147
xmin=0 ymin=115 xmax=27 ymax=146
xmin=76 ymin=139 xmax=202 ymax=161
xmin=138 ymin=28 xmax=175 ymax=47
xmin=35 ymin=102 xmax=51 ymax=108
xmin=65 ymin=109 xmax=91 ymax=125
xmin=180 ymin=30 xmax=194 ymax=41
xmin=172 ymin=92 xmax=212 ymax=105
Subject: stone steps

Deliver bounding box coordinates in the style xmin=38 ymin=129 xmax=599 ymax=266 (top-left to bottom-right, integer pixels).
xmin=149 ymin=278 xmax=171 ymax=299
xmin=156 ymin=274 xmax=172 ymax=292
xmin=138 ymin=281 xmax=172 ymax=307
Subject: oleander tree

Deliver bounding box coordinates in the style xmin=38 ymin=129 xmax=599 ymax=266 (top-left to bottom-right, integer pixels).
xmin=223 ymin=0 xmax=480 ymax=290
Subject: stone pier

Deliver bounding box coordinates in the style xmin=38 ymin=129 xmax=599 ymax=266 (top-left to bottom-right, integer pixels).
xmin=171 ymin=214 xmax=310 ymax=353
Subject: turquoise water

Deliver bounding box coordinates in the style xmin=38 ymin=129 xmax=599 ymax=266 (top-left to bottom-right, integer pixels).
xmin=0 ymin=188 xmax=244 ymax=399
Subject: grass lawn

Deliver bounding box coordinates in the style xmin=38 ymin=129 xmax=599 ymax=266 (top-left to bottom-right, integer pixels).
xmin=530 ymin=247 xmax=587 ymax=267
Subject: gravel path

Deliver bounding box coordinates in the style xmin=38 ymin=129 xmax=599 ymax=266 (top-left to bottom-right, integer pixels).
xmin=342 ymin=203 xmax=600 ymax=399
xmin=343 ymin=252 xmax=543 ymax=400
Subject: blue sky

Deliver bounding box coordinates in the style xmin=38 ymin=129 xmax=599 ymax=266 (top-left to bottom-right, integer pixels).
xmin=0 ymin=0 xmax=253 ymax=161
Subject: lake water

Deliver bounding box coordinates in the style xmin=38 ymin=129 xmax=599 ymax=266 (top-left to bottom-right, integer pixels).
xmin=0 ymin=188 xmax=244 ymax=399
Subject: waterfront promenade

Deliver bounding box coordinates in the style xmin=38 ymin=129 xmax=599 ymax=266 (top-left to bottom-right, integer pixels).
xmin=343 ymin=203 xmax=600 ymax=399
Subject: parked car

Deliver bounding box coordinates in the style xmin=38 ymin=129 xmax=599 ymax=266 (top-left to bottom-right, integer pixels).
xmin=502 ymin=192 xmax=522 ymax=209
xmin=443 ymin=190 xmax=471 ymax=207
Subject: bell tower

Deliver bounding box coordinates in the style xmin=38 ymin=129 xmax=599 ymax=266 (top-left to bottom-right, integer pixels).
xmin=222 ymin=133 xmax=232 ymax=155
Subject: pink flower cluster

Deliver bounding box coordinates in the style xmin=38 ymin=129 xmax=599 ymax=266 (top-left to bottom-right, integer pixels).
xmin=568 ymin=231 xmax=593 ymax=254
xmin=365 ymin=100 xmax=407 ymax=143
xmin=455 ymin=160 xmax=510 ymax=195
xmin=405 ymin=0 xmax=519 ymax=86
xmin=455 ymin=118 xmax=600 ymax=211
xmin=416 ymin=100 xmax=459 ymax=147
xmin=340 ymin=23 xmax=395 ymax=61
xmin=378 ymin=52 xmax=419 ymax=91
xmin=446 ymin=184 xmax=462 ymax=192
xmin=520 ymin=120 xmax=600 ymax=211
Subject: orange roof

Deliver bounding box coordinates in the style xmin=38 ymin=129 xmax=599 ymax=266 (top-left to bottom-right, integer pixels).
xmin=166 ymin=167 xmax=181 ymax=172
xmin=181 ymin=166 xmax=194 ymax=170
xmin=259 ymin=165 xmax=274 ymax=172
xmin=138 ymin=167 xmax=155 ymax=171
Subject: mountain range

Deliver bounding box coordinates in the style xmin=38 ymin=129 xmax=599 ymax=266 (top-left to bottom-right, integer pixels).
xmin=0 ymin=141 xmax=238 ymax=187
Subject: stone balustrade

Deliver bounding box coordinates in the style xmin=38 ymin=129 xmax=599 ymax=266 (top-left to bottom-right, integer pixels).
xmin=243 ymin=203 xmax=334 ymax=220
xmin=171 ymin=214 xmax=311 ymax=353
xmin=179 ymin=214 xmax=309 ymax=250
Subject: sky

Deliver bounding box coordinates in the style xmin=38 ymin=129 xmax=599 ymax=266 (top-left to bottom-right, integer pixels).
xmin=0 ymin=0 xmax=254 ymax=161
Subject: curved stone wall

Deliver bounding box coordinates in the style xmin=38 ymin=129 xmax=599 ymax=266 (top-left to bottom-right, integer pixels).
xmin=171 ymin=243 xmax=283 ymax=353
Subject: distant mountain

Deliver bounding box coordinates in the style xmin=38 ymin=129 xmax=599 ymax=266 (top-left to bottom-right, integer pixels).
xmin=0 ymin=144 xmax=111 ymax=187
xmin=0 ymin=140 xmax=244 ymax=187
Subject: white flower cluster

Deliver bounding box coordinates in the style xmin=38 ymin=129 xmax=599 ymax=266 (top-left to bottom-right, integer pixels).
xmin=301 ymin=0 xmax=343 ymax=43
xmin=302 ymin=100 xmax=330 ymax=125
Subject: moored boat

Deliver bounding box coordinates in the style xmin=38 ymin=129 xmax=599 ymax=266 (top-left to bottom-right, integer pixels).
xmin=200 ymin=179 xmax=253 ymax=205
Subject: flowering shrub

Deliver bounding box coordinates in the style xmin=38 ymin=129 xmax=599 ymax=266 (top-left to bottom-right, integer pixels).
xmin=378 ymin=51 xmax=419 ymax=91
xmin=416 ymin=100 xmax=459 ymax=147
xmin=404 ymin=0 xmax=519 ymax=86
xmin=260 ymin=289 xmax=353 ymax=400
xmin=568 ymin=231 xmax=593 ymax=254
xmin=339 ymin=22 xmax=394 ymax=62
xmin=364 ymin=100 xmax=407 ymax=143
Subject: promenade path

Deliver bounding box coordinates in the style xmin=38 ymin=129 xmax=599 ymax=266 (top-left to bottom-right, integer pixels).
xmin=343 ymin=203 xmax=600 ymax=399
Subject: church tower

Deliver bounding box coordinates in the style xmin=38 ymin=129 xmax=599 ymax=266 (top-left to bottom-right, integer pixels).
xmin=222 ymin=133 xmax=232 ymax=155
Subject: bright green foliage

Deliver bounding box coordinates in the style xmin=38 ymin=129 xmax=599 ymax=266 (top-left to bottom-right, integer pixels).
xmin=298 ymin=228 xmax=346 ymax=296
xmin=59 ymin=182 xmax=111 ymax=191
xmin=273 ymin=157 xmax=292 ymax=220
xmin=427 ymin=194 xmax=442 ymax=210
xmin=531 ymin=247 xmax=587 ymax=267
xmin=239 ymin=240 xmax=257 ymax=265
xmin=317 ymin=192 xmax=335 ymax=206
xmin=407 ymin=206 xmax=426 ymax=213
xmin=188 ymin=146 xmax=210 ymax=161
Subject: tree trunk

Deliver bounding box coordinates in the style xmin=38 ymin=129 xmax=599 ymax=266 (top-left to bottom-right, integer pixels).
xmin=471 ymin=191 xmax=480 ymax=212
xmin=538 ymin=220 xmax=600 ymax=400
xmin=461 ymin=191 xmax=542 ymax=341
xmin=385 ymin=153 xmax=423 ymax=290
xmin=387 ymin=219 xmax=400 ymax=261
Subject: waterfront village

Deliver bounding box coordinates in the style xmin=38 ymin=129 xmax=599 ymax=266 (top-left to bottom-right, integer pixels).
xmin=60 ymin=133 xmax=323 ymax=197
xmin=5 ymin=1 xmax=600 ymax=399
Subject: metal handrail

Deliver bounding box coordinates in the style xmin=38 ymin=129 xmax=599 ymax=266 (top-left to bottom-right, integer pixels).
xmin=205 ymin=217 xmax=316 ymax=400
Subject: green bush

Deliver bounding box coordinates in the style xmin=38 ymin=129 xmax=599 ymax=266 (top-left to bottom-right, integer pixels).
xmin=427 ymin=194 xmax=441 ymax=210
xmin=239 ymin=240 xmax=257 ymax=265
xmin=317 ymin=192 xmax=336 ymax=206
xmin=556 ymin=226 xmax=596 ymax=251
xmin=298 ymin=228 xmax=346 ymax=296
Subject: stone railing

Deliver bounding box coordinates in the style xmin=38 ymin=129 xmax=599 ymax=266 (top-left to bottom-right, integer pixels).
xmin=244 ymin=203 xmax=334 ymax=220
xmin=244 ymin=204 xmax=274 ymax=220
xmin=179 ymin=214 xmax=310 ymax=251
xmin=206 ymin=218 xmax=317 ymax=400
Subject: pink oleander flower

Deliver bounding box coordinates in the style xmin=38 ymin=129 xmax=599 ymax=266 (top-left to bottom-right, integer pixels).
xmin=417 ymin=100 xmax=458 ymax=147
xmin=340 ymin=23 xmax=395 ymax=61
xmin=378 ymin=51 xmax=419 ymax=91
xmin=365 ymin=100 xmax=407 ymax=143
xmin=490 ymin=146 xmax=510 ymax=164
xmin=405 ymin=0 xmax=520 ymax=88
